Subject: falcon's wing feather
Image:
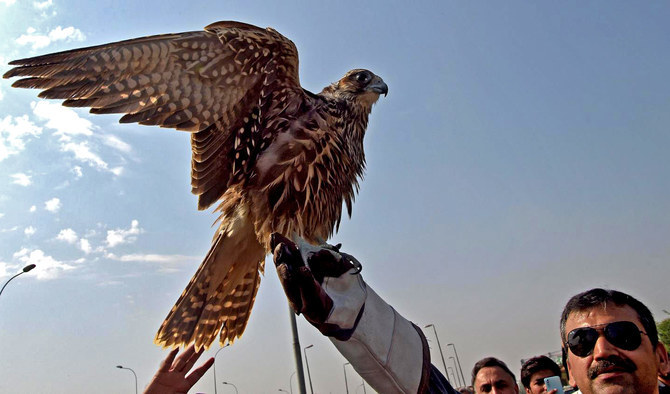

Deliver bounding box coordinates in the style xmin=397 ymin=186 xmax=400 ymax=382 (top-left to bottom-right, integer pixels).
xmin=4 ymin=21 xmax=305 ymax=210
xmin=4 ymin=22 xmax=300 ymax=133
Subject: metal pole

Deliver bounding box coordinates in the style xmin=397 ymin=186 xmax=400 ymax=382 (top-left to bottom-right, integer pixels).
xmin=289 ymin=371 xmax=297 ymax=394
xmin=116 ymin=365 xmax=138 ymax=394
xmin=303 ymin=344 xmax=314 ymax=394
xmin=449 ymin=356 xmax=462 ymax=386
xmin=448 ymin=343 xmax=466 ymax=385
xmin=289 ymin=308 xmax=307 ymax=394
xmin=343 ymin=362 xmax=350 ymax=394
xmin=0 ymin=264 xmax=36 ymax=298
xmin=425 ymin=324 xmax=448 ymax=380
xmin=447 ymin=366 xmax=456 ymax=385
xmin=212 ymin=344 xmax=230 ymax=394
xmin=222 ymin=381 xmax=238 ymax=394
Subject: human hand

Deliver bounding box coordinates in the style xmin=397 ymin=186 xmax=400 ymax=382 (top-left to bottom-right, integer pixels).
xmin=144 ymin=344 xmax=214 ymax=394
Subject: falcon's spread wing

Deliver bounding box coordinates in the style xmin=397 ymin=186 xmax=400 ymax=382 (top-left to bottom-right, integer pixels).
xmin=4 ymin=21 xmax=303 ymax=210
xmin=4 ymin=21 xmax=388 ymax=349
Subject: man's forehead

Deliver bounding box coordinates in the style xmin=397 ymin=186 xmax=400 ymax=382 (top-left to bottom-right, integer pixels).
xmin=565 ymin=304 xmax=641 ymax=330
xmin=530 ymin=369 xmax=556 ymax=381
xmin=476 ymin=366 xmax=515 ymax=383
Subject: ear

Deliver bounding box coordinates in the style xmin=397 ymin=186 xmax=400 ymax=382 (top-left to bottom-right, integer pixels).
xmin=566 ymin=354 xmax=577 ymax=387
xmin=657 ymin=342 xmax=670 ymax=376
xmin=514 ymin=382 xmax=519 ymax=394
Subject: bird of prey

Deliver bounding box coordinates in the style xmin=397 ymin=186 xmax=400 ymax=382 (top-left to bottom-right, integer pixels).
xmin=4 ymin=21 xmax=388 ymax=350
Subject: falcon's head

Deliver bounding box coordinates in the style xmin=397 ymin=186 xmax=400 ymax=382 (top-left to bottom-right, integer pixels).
xmin=322 ymin=69 xmax=388 ymax=108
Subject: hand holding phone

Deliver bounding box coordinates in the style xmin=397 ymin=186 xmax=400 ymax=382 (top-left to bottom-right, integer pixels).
xmin=544 ymin=376 xmax=564 ymax=394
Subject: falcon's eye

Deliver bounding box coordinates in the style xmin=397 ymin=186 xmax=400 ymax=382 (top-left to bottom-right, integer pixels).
xmin=355 ymin=72 xmax=370 ymax=83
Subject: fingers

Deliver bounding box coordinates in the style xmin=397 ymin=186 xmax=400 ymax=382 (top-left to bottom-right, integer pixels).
xmin=173 ymin=344 xmax=197 ymax=372
xmin=159 ymin=347 xmax=180 ymax=372
xmin=185 ymin=357 xmax=215 ymax=387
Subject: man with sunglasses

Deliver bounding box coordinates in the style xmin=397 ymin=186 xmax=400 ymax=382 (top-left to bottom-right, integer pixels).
xmin=560 ymin=288 xmax=670 ymax=394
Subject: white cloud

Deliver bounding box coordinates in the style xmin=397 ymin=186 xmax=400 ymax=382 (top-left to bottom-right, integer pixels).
xmin=13 ymin=248 xmax=75 ymax=280
xmin=16 ymin=26 xmax=85 ymax=50
xmin=44 ymin=197 xmax=61 ymax=213
xmin=31 ymin=101 xmax=94 ymax=141
xmin=33 ymin=0 xmax=52 ymax=9
xmin=106 ymin=252 xmax=198 ymax=273
xmin=0 ymin=261 xmax=19 ymax=278
xmin=102 ymin=135 xmax=132 ymax=153
xmin=29 ymin=205 xmax=37 ymax=213
xmin=0 ymin=0 xmax=16 ymax=6
xmin=24 ymin=226 xmax=36 ymax=236
xmin=11 ymin=173 xmax=32 ymax=187
xmin=61 ymin=141 xmax=109 ymax=171
xmin=0 ymin=226 xmax=18 ymax=233
xmin=0 ymin=115 xmax=43 ymax=162
xmin=30 ymin=102 xmax=124 ymax=175
xmin=105 ymin=220 xmax=143 ymax=248
xmin=56 ymin=228 xmax=78 ymax=244
xmin=71 ymin=166 xmax=83 ymax=178
xmin=0 ymin=212 xmax=4 ymax=218
xmin=79 ymin=238 xmax=91 ymax=254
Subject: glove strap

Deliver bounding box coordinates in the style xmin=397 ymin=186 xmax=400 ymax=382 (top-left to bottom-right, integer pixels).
xmin=330 ymin=285 xmax=430 ymax=393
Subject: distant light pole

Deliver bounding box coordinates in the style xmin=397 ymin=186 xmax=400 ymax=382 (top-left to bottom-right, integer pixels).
xmin=343 ymin=362 xmax=350 ymax=394
xmin=222 ymin=381 xmax=238 ymax=394
xmin=0 ymin=264 xmax=36 ymax=299
xmin=116 ymin=365 xmax=138 ymax=394
xmin=279 ymin=389 xmax=290 ymax=393
xmin=425 ymin=324 xmax=448 ymax=379
xmin=289 ymin=371 xmax=297 ymax=394
xmin=447 ymin=342 xmax=466 ymax=385
xmin=212 ymin=344 xmax=230 ymax=394
xmin=449 ymin=356 xmax=462 ymax=386
xmin=303 ymin=344 xmax=314 ymax=394
xmin=447 ymin=366 xmax=457 ymax=386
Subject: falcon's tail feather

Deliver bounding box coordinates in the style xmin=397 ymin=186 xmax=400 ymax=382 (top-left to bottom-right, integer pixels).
xmin=154 ymin=214 xmax=265 ymax=350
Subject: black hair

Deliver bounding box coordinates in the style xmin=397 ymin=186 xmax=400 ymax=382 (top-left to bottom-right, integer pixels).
xmin=560 ymin=288 xmax=658 ymax=348
xmin=520 ymin=355 xmax=561 ymax=388
xmin=471 ymin=357 xmax=516 ymax=387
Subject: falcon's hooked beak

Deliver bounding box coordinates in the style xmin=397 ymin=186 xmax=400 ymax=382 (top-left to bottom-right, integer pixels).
xmin=366 ymin=76 xmax=388 ymax=97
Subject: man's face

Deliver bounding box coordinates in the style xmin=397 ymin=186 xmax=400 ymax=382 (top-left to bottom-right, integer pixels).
xmin=524 ymin=369 xmax=557 ymax=394
xmin=474 ymin=366 xmax=519 ymax=394
xmin=564 ymin=304 xmax=669 ymax=394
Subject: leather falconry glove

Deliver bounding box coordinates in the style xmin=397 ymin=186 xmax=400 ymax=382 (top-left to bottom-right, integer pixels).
xmin=271 ymin=233 xmax=431 ymax=394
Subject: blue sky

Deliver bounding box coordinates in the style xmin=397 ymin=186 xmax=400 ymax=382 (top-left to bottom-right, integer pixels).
xmin=1 ymin=1 xmax=669 ymax=393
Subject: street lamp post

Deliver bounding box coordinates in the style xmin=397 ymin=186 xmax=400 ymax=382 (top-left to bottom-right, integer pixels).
xmin=289 ymin=371 xmax=297 ymax=394
xmin=212 ymin=344 xmax=230 ymax=394
xmin=289 ymin=308 xmax=308 ymax=394
xmin=447 ymin=367 xmax=456 ymax=386
xmin=425 ymin=324 xmax=448 ymax=380
xmin=449 ymin=356 xmax=462 ymax=386
xmin=303 ymin=344 xmax=314 ymax=394
xmin=343 ymin=362 xmax=350 ymax=394
xmin=279 ymin=389 xmax=290 ymax=393
xmin=116 ymin=365 xmax=138 ymax=394
xmin=222 ymin=381 xmax=238 ymax=394
xmin=0 ymin=264 xmax=36 ymax=299
xmin=447 ymin=342 xmax=466 ymax=385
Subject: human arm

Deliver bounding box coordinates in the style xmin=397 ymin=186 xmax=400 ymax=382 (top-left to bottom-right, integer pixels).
xmin=271 ymin=233 xmax=456 ymax=394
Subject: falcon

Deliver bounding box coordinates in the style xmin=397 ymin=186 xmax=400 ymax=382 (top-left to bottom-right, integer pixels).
xmin=4 ymin=21 xmax=388 ymax=350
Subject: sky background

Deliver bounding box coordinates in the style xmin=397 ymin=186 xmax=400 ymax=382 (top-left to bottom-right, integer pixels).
xmin=1 ymin=1 xmax=669 ymax=393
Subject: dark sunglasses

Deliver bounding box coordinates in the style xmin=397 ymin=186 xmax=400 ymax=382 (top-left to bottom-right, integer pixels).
xmin=566 ymin=321 xmax=648 ymax=357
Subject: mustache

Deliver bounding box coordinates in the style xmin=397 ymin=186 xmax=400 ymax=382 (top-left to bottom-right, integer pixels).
xmin=588 ymin=356 xmax=637 ymax=379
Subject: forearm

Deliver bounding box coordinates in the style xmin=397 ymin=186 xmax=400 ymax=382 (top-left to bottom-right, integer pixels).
xmin=330 ymin=284 xmax=431 ymax=393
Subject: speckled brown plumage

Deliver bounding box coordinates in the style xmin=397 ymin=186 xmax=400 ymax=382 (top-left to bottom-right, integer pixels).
xmin=4 ymin=20 xmax=388 ymax=350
